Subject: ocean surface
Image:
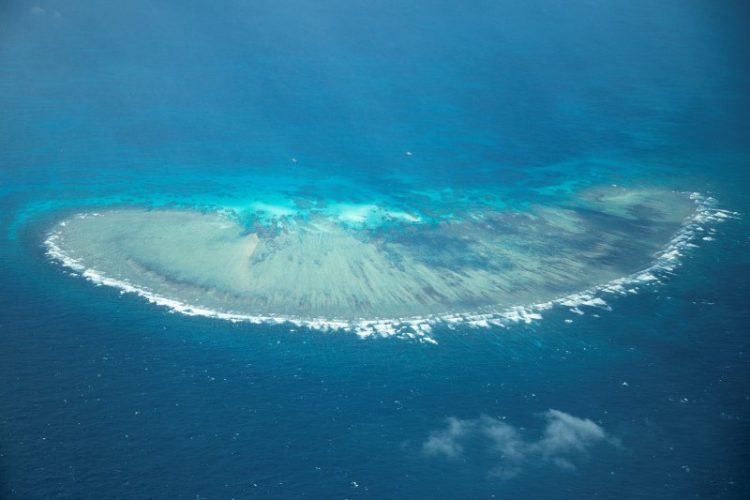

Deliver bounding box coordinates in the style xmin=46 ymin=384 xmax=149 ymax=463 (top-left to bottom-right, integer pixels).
xmin=1 ymin=0 xmax=749 ymax=498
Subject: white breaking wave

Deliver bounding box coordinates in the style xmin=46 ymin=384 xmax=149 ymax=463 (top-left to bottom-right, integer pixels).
xmin=44 ymin=192 xmax=738 ymax=344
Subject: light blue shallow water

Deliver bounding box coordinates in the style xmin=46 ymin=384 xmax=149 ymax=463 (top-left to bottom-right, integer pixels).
xmin=1 ymin=0 xmax=749 ymax=497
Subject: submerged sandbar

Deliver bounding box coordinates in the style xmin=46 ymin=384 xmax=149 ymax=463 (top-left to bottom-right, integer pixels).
xmin=46 ymin=187 xmax=697 ymax=323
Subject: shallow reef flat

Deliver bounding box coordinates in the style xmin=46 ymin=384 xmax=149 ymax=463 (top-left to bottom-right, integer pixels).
xmin=46 ymin=186 xmax=696 ymax=322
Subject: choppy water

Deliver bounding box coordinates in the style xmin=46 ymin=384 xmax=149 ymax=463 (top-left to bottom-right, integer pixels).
xmin=1 ymin=0 xmax=749 ymax=498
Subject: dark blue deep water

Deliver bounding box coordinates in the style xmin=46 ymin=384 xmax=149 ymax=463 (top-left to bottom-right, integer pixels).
xmin=1 ymin=1 xmax=749 ymax=498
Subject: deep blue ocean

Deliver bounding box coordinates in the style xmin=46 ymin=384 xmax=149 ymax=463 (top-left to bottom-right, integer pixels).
xmin=1 ymin=1 xmax=749 ymax=498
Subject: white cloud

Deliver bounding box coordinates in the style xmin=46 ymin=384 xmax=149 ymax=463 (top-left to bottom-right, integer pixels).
xmin=30 ymin=6 xmax=46 ymax=16
xmin=535 ymin=409 xmax=607 ymax=458
xmin=422 ymin=417 xmax=470 ymax=458
xmin=422 ymin=409 xmax=617 ymax=478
